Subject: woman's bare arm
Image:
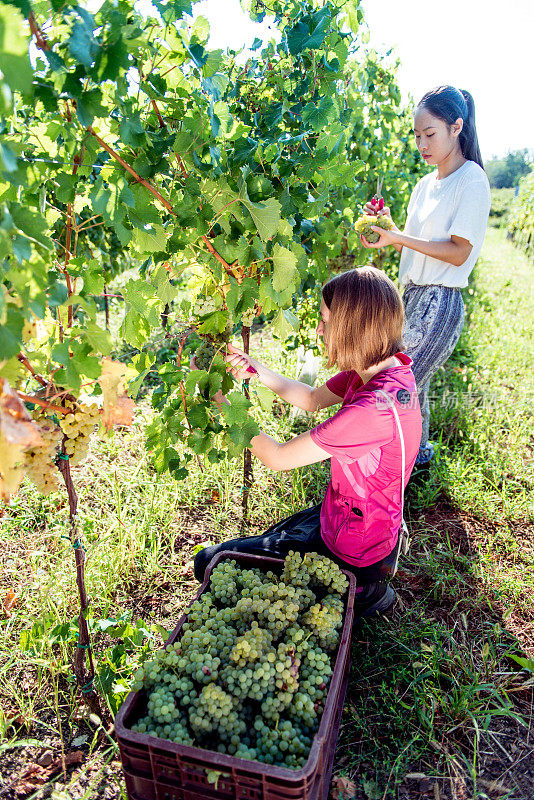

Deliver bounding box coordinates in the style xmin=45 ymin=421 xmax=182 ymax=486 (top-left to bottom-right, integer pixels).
xmin=225 ymin=345 xmax=342 ymax=412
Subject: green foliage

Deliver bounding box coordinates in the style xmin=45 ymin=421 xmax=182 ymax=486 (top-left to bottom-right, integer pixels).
xmin=0 ymin=0 xmax=424 ymax=485
xmin=486 ymin=149 xmax=533 ymax=189
xmin=489 ymin=187 xmax=514 ymax=227
xmin=508 ymin=169 xmax=534 ymax=259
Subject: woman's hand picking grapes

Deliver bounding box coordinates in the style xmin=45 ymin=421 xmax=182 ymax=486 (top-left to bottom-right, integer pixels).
xmin=361 ymin=224 xmax=400 ymax=249
xmin=225 ymin=344 xmax=259 ymax=380
xmin=363 ymin=200 xmax=394 ymax=221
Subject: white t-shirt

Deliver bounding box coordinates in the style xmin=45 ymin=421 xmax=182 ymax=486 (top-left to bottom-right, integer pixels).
xmin=399 ymin=160 xmax=491 ymax=288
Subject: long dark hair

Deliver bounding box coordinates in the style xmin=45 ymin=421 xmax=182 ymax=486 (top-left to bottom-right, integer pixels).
xmin=417 ymin=85 xmax=484 ymax=169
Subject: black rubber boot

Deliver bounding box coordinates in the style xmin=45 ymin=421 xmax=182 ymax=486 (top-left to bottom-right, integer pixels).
xmin=353 ymin=582 xmax=396 ymax=619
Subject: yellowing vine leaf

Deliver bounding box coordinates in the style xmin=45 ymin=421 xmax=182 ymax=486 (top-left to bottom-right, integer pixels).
xmin=0 ymin=378 xmax=43 ymax=501
xmin=97 ymin=359 xmax=136 ymax=431
xmin=107 ymin=394 xmax=135 ymax=429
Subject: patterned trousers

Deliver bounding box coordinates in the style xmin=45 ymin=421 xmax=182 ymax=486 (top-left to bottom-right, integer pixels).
xmin=402 ymin=283 xmax=465 ymax=465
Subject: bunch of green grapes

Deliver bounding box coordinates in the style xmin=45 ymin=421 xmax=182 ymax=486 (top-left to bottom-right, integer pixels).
xmin=189 ymin=684 xmax=246 ymax=742
xmin=59 ymin=403 xmax=100 ymax=466
xmin=192 ymin=294 xmax=218 ymax=318
xmin=254 ymin=717 xmax=311 ymax=768
xmin=25 ymin=417 xmax=62 ymax=495
xmin=131 ymin=715 xmax=194 ymax=745
xmin=235 ymin=593 xmax=300 ymax=638
xmin=146 ymin=686 xmax=182 ymax=725
xmin=238 ymin=567 xmax=267 ymax=597
xmin=194 ymin=339 xmax=220 ymax=371
xmin=230 ymin=623 xmax=273 ymax=666
xmin=241 ymin=306 xmax=256 ymax=327
xmin=210 ymin=560 xmax=241 ymax=605
xmin=288 ymin=691 xmax=319 ymax=728
xmin=283 ymin=551 xmax=349 ymax=596
xmin=221 ymin=648 xmax=278 ymax=701
xmin=306 ymin=554 xmax=350 ymax=595
xmin=128 ymin=551 xmax=349 ymax=766
xmin=299 ymin=643 xmax=333 ymax=685
xmin=301 ymin=601 xmax=344 ymax=650
xmin=186 ymin=593 xmax=216 ymax=626
xmin=354 ymin=213 xmax=394 ymax=244
xmin=282 ymin=550 xmax=311 ymax=587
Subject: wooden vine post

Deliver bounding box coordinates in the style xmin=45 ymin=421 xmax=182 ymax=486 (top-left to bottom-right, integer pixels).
xmin=56 ymin=451 xmax=105 ymax=719
xmin=241 ymin=325 xmax=253 ymax=519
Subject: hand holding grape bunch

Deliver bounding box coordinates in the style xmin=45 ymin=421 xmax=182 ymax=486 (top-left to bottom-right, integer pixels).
xmin=355 ymin=177 xmax=401 ymax=248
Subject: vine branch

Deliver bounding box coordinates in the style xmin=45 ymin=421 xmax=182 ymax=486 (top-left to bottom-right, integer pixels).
xmin=18 ymin=353 xmax=48 ymax=388
xmin=86 ymin=127 xmax=241 ymax=280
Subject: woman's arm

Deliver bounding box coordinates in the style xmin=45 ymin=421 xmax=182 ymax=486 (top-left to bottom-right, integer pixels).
xmin=225 ymin=345 xmax=341 ymax=412
xmin=362 ymin=227 xmax=472 ymax=267
xmin=251 ymin=429 xmax=330 ymax=471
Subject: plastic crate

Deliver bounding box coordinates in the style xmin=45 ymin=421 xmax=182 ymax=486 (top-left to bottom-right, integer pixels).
xmin=115 ymin=551 xmax=356 ymax=800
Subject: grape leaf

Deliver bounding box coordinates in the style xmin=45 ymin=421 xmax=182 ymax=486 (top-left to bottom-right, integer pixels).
xmin=132 ymin=224 xmax=168 ymax=255
xmin=68 ymin=16 xmax=99 ymax=69
xmin=286 ymin=8 xmax=330 ymax=56
xmin=302 ymin=97 xmax=336 ymax=132
xmin=0 ymin=4 xmax=33 ymax=95
xmin=220 ymin=392 xmax=252 ymax=425
xmin=239 ymin=196 xmax=281 ymax=242
xmin=224 ymin=418 xmax=259 ymax=457
xmin=84 ymin=321 xmax=112 ymax=356
xmin=253 ymin=384 xmax=274 ymax=413
xmin=97 ymin=359 xmax=136 ymax=431
xmin=272 ymin=243 xmax=298 ymax=293
xmin=272 ymin=308 xmax=299 ymax=340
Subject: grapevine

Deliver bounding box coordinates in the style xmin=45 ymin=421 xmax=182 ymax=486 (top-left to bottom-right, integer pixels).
xmin=128 ymin=552 xmax=349 ymax=769
xmin=0 ymin=0 xmax=424 ymax=719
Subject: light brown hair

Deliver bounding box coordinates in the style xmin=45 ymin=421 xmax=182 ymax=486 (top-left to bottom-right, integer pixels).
xmin=322 ymin=267 xmax=404 ymax=371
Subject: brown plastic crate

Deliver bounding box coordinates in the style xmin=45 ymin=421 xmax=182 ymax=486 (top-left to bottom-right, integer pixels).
xmin=115 ymin=551 xmax=356 ymax=800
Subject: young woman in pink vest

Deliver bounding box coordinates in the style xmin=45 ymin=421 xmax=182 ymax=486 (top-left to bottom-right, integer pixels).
xmin=194 ymin=267 xmax=422 ymax=617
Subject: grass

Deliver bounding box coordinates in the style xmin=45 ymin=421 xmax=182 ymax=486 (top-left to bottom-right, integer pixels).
xmin=1 ymin=226 xmax=533 ymax=799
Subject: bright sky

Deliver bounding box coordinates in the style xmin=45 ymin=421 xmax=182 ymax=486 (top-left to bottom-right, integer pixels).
xmin=189 ymin=0 xmax=534 ymax=162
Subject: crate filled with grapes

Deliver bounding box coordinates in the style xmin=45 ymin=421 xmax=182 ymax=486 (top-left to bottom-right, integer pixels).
xmin=115 ymin=551 xmax=356 ymax=800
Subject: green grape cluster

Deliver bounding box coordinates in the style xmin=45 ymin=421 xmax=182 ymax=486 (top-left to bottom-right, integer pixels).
xmin=194 ymin=324 xmax=232 ymax=373
xmin=210 ymin=560 xmax=241 ymax=605
xmin=128 ymin=551 xmax=349 ymax=771
xmin=25 ymin=416 xmax=62 ymax=495
xmin=301 ymin=598 xmax=344 ymax=651
xmin=254 ymin=717 xmax=312 ymax=769
xmin=59 ymin=402 xmax=100 ymax=466
xmin=192 ymin=294 xmax=217 ymax=317
xmin=241 ymin=306 xmax=256 ymax=327
xmin=194 ymin=339 xmax=220 ymax=371
xmin=230 ymin=623 xmax=273 ymax=666
xmin=190 ymin=684 xmax=246 ymax=741
xmin=283 ymin=551 xmax=349 ymax=595
xmin=354 ymin=213 xmax=394 ymax=244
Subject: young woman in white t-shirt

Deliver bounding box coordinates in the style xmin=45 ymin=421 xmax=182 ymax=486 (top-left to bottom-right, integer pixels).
xmin=360 ymin=85 xmax=491 ymax=471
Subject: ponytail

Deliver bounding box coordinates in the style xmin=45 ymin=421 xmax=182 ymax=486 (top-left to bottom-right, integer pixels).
xmin=458 ymin=90 xmax=483 ymax=168
xmin=417 ymin=85 xmax=484 ymax=170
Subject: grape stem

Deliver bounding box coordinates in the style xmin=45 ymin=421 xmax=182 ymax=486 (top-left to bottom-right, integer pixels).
xmin=17 ymin=353 xmax=48 ymax=388
xmin=16 ymin=392 xmax=69 ymax=415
